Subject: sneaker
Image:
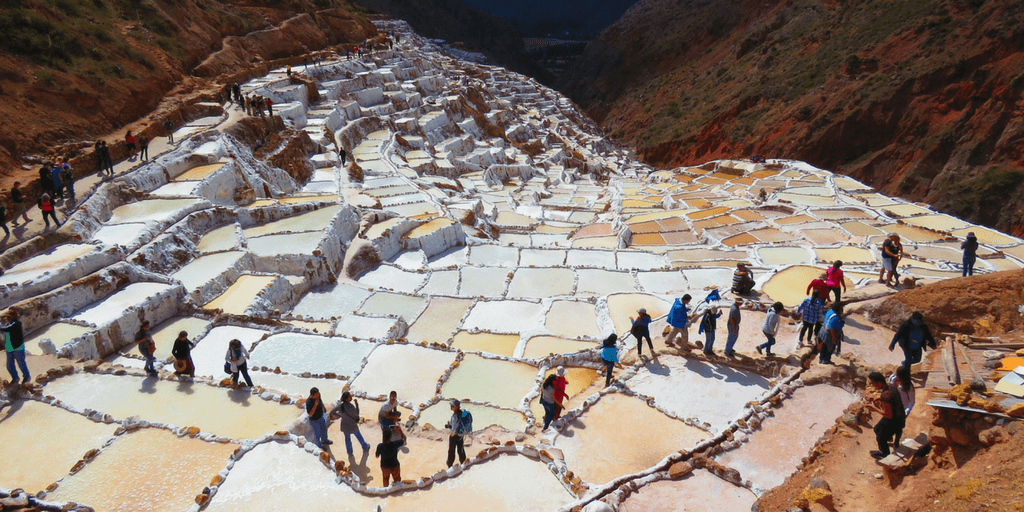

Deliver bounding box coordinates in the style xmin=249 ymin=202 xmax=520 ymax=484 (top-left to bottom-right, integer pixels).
xmin=724 ymin=351 xmax=736 ymax=359
xmin=323 ymin=440 xmax=333 ymax=445
xmin=869 ymin=450 xmax=885 ymax=459
xmin=362 ymin=443 xmax=371 ymax=451
xmin=878 ymin=279 xmax=885 ymax=284
xmin=22 ymin=377 xmax=31 ymax=384
xmin=756 ymin=345 xmax=763 ymax=355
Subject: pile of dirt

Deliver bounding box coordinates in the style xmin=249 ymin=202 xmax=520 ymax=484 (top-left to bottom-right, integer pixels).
xmin=867 ymin=269 xmax=1024 ymax=337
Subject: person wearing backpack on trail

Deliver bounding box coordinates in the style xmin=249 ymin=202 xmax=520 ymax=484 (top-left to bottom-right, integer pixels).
xmin=446 ymin=399 xmax=473 ymax=467
xmin=889 ymin=312 xmax=936 ymax=371
xmin=135 ymin=320 xmax=157 ymax=376
xmin=817 ymin=302 xmax=844 ymax=364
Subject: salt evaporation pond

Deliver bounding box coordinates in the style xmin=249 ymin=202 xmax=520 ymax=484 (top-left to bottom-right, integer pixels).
xmin=450 ymin=331 xmax=520 ymax=357
xmin=0 ymin=400 xmax=118 ymax=493
xmin=522 ymin=336 xmax=595 ymax=358
xmin=44 ymin=373 xmax=300 ymax=439
xmin=47 ymin=428 xmax=237 ymax=512
xmin=24 ymin=322 xmax=92 ymax=355
xmin=247 ymin=231 xmax=326 ymax=257
xmin=418 ymin=401 xmax=526 ymax=431
xmin=106 ymin=198 xmax=203 ymax=225
xmin=462 ymin=301 xmax=544 ymax=333
xmin=293 ymin=283 xmax=372 ymax=320
xmin=545 ymin=301 xmax=602 ymax=339
xmin=171 ymin=251 xmax=246 ymax=292
xmin=350 ymin=343 xmax=456 ymax=404
xmin=441 ymin=354 xmax=538 ymax=409
xmin=72 ymin=282 xmax=175 ymax=326
xmin=0 ymin=245 xmax=98 ymax=286
xmin=405 ymin=297 xmax=472 ymax=344
xmin=90 ymin=223 xmax=148 ymax=247
xmin=242 ymin=205 xmax=342 ymax=237
xmin=619 ymin=470 xmax=757 ymax=512
xmin=197 ymin=223 xmax=240 ymax=253
xmin=203 ymin=274 xmax=276 ymax=314
xmin=249 ymin=332 xmax=374 ymax=377
xmin=190 ymin=325 xmax=268 ymax=378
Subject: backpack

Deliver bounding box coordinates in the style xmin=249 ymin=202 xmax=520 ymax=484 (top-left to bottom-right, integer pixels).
xmin=458 ymin=410 xmax=473 ymax=434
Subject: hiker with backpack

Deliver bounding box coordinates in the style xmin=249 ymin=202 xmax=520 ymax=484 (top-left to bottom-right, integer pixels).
xmin=889 ymin=312 xmax=936 ymax=371
xmin=445 ymin=399 xmax=473 ymax=467
xmin=135 ymin=320 xmax=157 ymax=376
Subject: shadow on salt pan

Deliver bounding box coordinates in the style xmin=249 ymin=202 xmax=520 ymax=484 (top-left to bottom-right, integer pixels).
xmin=90 ymin=223 xmax=148 ymax=248
xmin=249 ymin=332 xmax=374 ymax=377
xmin=625 ymin=356 xmax=769 ymax=433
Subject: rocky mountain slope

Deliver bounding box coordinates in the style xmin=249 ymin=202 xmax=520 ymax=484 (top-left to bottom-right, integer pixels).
xmin=557 ymin=0 xmax=1024 ymax=235
xmin=0 ymin=0 xmax=376 ymax=174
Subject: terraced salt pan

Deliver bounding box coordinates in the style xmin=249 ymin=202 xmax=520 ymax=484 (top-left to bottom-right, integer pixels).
xmin=243 ymin=206 xmax=342 ymax=238
xmin=554 ymin=393 xmax=708 ymax=485
xmin=679 ymin=268 xmax=734 ymax=292
xmin=247 ymin=231 xmax=326 ymax=257
xmin=418 ymin=401 xmax=526 ymax=431
xmin=757 ymin=247 xmax=811 ymax=266
xmin=427 ymin=246 xmax=468 ymax=268
xmin=72 ymin=282 xmax=175 ymax=326
xmin=335 ymin=314 xmax=401 ymax=340
xmin=249 ymin=333 xmax=374 ymax=377
xmin=0 ymin=244 xmax=98 ymax=286
xmin=626 ymin=356 xmax=770 ymax=432
xmin=566 ymin=249 xmax=616 ymax=268
xmin=813 ymin=246 xmax=876 ymax=265
xmin=0 ymin=400 xmax=119 ymax=492
xmin=763 ymin=265 xmax=854 ymax=306
xmin=716 ymin=385 xmax=857 ymax=494
xmin=621 ymin=470 xmax=757 ymax=511
xmin=952 ymin=226 xmax=1019 ymax=246
xmin=775 ymin=193 xmax=836 ymax=206
xmin=450 ymin=331 xmax=520 ymax=357
xmin=358 ymin=265 xmax=428 ymax=293
xmin=522 ymin=336 xmax=595 ymax=358
xmin=252 ymin=371 xmax=345 ymax=401
xmin=47 ymin=428 xmax=237 ymax=512
xmin=573 ymin=269 xmax=635 ymax=295
xmin=440 ymin=354 xmax=538 ymax=408
xmin=417 ymin=270 xmax=460 ymax=295
xmin=507 ymin=267 xmax=575 ymax=298
xmin=190 ymin=325 xmax=269 ymax=378
xmin=293 ymin=283 xmax=371 ymax=320
xmin=357 ymin=291 xmax=427 ymax=322
xmin=607 ymin=294 xmax=671 ymax=334
xmin=350 ymin=343 xmax=456 ymax=404
xmin=462 ymin=300 xmax=544 ymax=333
xmin=468 ymin=244 xmax=519 ymax=266
xmin=457 ymin=266 xmax=511 ymax=298
xmin=24 ymin=322 xmax=92 ymax=355
xmin=203 ymin=275 xmax=276 ymax=314
xmin=106 ymin=199 xmax=203 ymax=225
xmin=171 ymin=251 xmax=246 ymax=292
xmin=44 ymin=373 xmax=299 ymax=439
xmin=197 ymin=223 xmax=240 ymax=253
xmin=617 ymin=251 xmax=668 ymax=270
xmin=90 ymin=223 xmax=148 ymax=247
xmin=528 ymin=366 xmax=602 ymax=420
xmin=545 ymin=301 xmax=602 ymax=339
xmin=634 ymin=270 xmax=688 ymax=294
xmin=149 ymin=181 xmax=198 ymax=197
xmin=174 ymin=162 xmax=225 ymax=181
xmin=405 ymin=297 xmax=473 ymax=344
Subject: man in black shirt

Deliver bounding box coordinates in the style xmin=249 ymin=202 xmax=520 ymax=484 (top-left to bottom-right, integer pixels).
xmin=375 ymin=424 xmax=406 ymax=486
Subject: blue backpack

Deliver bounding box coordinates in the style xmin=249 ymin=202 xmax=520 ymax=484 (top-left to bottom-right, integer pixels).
xmin=456 ymin=409 xmax=473 ymax=435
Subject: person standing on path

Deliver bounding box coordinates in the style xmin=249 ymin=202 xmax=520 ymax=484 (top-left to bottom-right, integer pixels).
xmin=888 ymin=365 xmax=915 ymax=446
xmin=125 ymin=131 xmax=137 ymax=159
xmin=731 ymin=262 xmax=754 ymax=295
xmin=866 ymin=371 xmax=906 ymax=459
xmin=825 ymin=261 xmax=846 ymax=303
xmin=378 ymin=390 xmax=401 ymax=432
xmin=164 ymin=121 xmax=175 ymax=143
xmin=331 ymin=391 xmax=371 ymax=456
xmin=630 ymin=308 xmax=654 ymax=359
xmin=601 ymin=333 xmax=623 ymax=387
xmin=665 ymin=294 xmax=693 ymax=349
xmin=445 ymin=399 xmax=472 ymax=467
xmin=170 ymin=330 xmax=195 ymax=377
xmin=37 ymin=194 xmax=59 ymax=229
xmin=225 ymin=339 xmax=253 ymax=387
xmin=375 ymin=423 xmax=406 ymax=486
xmin=796 ymin=291 xmax=825 ymax=346
xmin=889 ymin=312 xmax=936 ymax=371
xmin=880 ymin=233 xmax=904 ymax=285
xmin=38 ymin=165 xmax=53 ymax=196
xmin=724 ymin=296 xmax=742 ymax=358
xmin=99 ymin=141 xmax=114 ymax=177
xmin=139 ymin=136 xmax=149 ymax=162
xmin=698 ymin=302 xmax=721 ymax=356
xmin=961 ymin=232 xmax=979 ymax=277
xmin=50 ymin=164 xmax=63 ymax=200
xmin=540 ymin=374 xmax=558 ymax=430
xmin=60 ymin=158 xmax=75 ymax=202
xmin=757 ymin=302 xmax=783 ymax=356
xmin=339 ymin=147 xmax=347 ymax=166
xmin=306 ymin=387 xmax=332 ymax=449
xmin=135 ymin=320 xmax=157 ymax=376
xmin=10 ymin=182 xmax=29 ymax=225
xmin=1 ymin=309 xmax=30 ymax=385
xmin=818 ymin=302 xmax=843 ymax=364
xmin=0 ymin=204 xmax=9 ymax=238
xmin=552 ymin=366 xmax=568 ymax=419
xmin=265 ymin=97 xmax=273 ymax=116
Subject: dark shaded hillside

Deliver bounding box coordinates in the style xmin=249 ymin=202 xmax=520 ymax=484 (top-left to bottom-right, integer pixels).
xmin=351 ymin=0 xmax=553 ymax=82
xmin=459 ymin=0 xmax=639 ymax=38
xmin=558 ymin=0 xmax=1024 ymax=235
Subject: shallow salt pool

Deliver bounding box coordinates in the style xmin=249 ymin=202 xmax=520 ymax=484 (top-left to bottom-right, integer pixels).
xmin=292 ymin=283 xmax=371 ymax=320
xmin=619 ymin=470 xmax=756 ymax=512
xmin=0 ymin=244 xmax=98 ymax=286
xmin=440 ymin=354 xmax=538 ymax=409
xmin=545 ymin=300 xmax=602 ymax=339
xmin=507 ymin=267 xmax=575 ymax=298
xmin=106 ymin=199 xmax=203 ymax=225
xmin=450 ymin=331 xmax=521 ymax=357
xmin=190 ymin=325 xmax=269 ymax=378
xmin=350 ymin=343 xmax=456 ymax=405
xmin=171 ymin=251 xmax=246 ymax=292
xmin=249 ymin=332 xmax=374 ymax=377
xmin=462 ymin=300 xmax=545 ymax=333
xmin=203 ymin=275 xmax=276 ymax=314
xmin=72 ymin=282 xmax=175 ymax=326
xmin=197 ymin=223 xmax=240 ymax=254
xmin=405 ymin=297 xmax=473 ymax=344
xmin=23 ymin=322 xmax=93 ymax=355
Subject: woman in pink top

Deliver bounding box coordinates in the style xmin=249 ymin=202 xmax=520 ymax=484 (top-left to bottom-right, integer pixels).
xmin=825 ymin=260 xmax=846 ymax=303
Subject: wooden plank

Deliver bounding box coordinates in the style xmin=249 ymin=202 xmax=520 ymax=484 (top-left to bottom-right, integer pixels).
xmin=942 ymin=346 xmax=960 ymax=385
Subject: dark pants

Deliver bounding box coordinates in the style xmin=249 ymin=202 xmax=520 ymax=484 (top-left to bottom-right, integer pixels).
xmin=603 ymin=359 xmax=615 ymax=386
xmin=902 ymin=347 xmax=922 ymax=370
xmin=830 ymin=286 xmax=841 ymax=303
xmin=634 ymin=330 xmax=653 ymax=357
xmin=1 ymin=220 xmax=8 ymax=236
xmin=447 ymin=434 xmax=466 ymax=467
xmin=42 ymin=209 xmax=59 ymax=227
xmin=232 ymin=362 xmax=254 ymax=386
xmin=541 ymin=400 xmax=556 ymax=430
xmin=140 ymin=146 xmax=149 ymax=161
xmin=799 ymin=321 xmax=818 ymax=343
xmin=818 ymin=337 xmax=834 ymax=364
xmin=874 ymin=417 xmax=902 ymax=456
xmin=963 ymin=255 xmax=975 ymax=277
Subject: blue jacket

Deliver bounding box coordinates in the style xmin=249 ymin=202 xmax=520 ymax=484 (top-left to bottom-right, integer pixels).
xmin=601 ymin=345 xmax=618 ymax=363
xmin=666 ymin=299 xmax=689 ymax=329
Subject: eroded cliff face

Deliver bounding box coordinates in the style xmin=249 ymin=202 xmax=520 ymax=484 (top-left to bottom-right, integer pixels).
xmin=558 ymin=0 xmax=1024 ymax=235
xmin=0 ymin=0 xmax=376 ymax=172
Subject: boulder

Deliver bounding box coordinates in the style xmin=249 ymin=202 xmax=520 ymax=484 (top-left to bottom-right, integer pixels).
xmin=668 ymin=461 xmax=693 ymax=479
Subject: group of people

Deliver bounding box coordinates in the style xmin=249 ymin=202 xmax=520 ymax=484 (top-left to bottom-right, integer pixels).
xmin=226 ymin=85 xmax=274 ymax=118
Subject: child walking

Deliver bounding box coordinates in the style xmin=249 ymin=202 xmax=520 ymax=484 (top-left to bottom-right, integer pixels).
xmin=757 ymin=302 xmax=783 ymax=356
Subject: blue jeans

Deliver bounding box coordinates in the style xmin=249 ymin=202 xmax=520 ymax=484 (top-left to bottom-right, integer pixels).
xmin=703 ymin=329 xmax=716 ymax=353
xmin=541 ymin=400 xmax=557 ymax=430
xmin=344 ymin=430 xmax=369 ymax=454
xmin=310 ymin=417 xmax=329 ymax=448
xmin=6 ymin=349 xmax=29 ymax=382
xmin=143 ymin=353 xmax=156 ymax=373
xmin=725 ymin=327 xmax=738 ymax=354
xmin=759 ymin=333 xmax=776 ymax=353
xmin=963 ymin=255 xmax=975 ymax=277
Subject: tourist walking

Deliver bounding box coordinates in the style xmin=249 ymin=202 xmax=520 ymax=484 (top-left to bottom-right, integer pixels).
xmin=540 ymin=374 xmax=558 ymax=430
xmin=139 ymin=136 xmax=149 ymax=162
xmin=0 ymin=204 xmax=8 ymax=237
xmin=38 ymin=194 xmax=59 ymax=229
xmin=961 ymin=232 xmax=979 ymax=277
xmin=375 ymin=423 xmax=406 ymax=485
xmin=665 ymin=294 xmax=692 ymax=349
xmin=265 ymin=97 xmax=273 ymax=116
xmin=225 ymin=339 xmax=253 ymax=387
xmin=825 ymin=261 xmax=846 ymax=303
xmin=630 ymin=308 xmax=654 ymax=358
xmin=98 ymin=141 xmax=114 ymax=176
xmin=125 ymin=131 xmax=137 ymax=158
xmin=600 ymin=333 xmax=623 ymax=387
xmin=60 ymin=158 xmax=75 ymax=201
xmin=880 ymin=233 xmax=904 ymax=285
xmin=339 ymin=147 xmax=347 ymax=166
xmin=888 ymin=365 xmax=915 ymax=446
xmin=552 ymin=366 xmax=567 ymax=419
xmin=164 ymin=121 xmax=175 ymax=143
xmin=797 ymin=291 xmax=825 ymax=345
xmin=818 ymin=302 xmax=843 ymax=364
xmin=135 ymin=320 xmax=157 ymax=376
xmin=889 ymin=312 xmax=935 ymax=371
xmin=171 ymin=330 xmax=195 ymax=377
xmin=306 ymin=387 xmax=332 ymax=449
xmin=10 ymin=182 xmax=29 ymax=225
xmin=698 ymin=300 xmax=721 ymax=356
xmin=38 ymin=164 xmax=53 ymax=196
xmin=331 ymin=391 xmax=371 ymax=455
xmin=757 ymin=302 xmax=783 ymax=356
xmin=1 ymin=309 xmax=30 ymax=385
xmin=724 ymin=296 xmax=742 ymax=358
xmin=445 ymin=399 xmax=473 ymax=467
xmin=866 ymin=371 xmax=906 ymax=459
xmin=50 ymin=164 xmax=62 ymax=200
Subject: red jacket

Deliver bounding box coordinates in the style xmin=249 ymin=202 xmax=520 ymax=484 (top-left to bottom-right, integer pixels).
xmin=807 ymin=279 xmax=830 ymax=300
